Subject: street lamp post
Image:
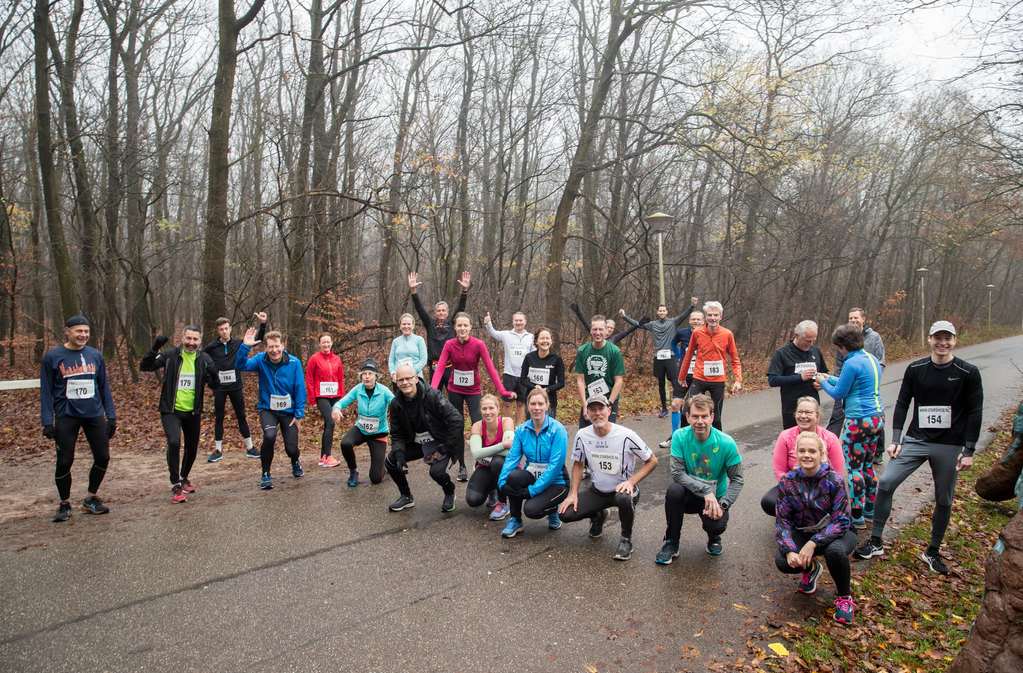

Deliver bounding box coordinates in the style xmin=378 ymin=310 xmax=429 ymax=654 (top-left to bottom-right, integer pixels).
xmin=916 ymin=268 xmax=928 ymax=349
xmin=645 ymin=213 xmax=672 ymax=306
xmin=987 ymin=284 xmax=996 ymax=330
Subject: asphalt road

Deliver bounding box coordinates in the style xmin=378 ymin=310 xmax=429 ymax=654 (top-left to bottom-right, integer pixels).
xmin=2 ymin=336 xmax=1021 ymax=672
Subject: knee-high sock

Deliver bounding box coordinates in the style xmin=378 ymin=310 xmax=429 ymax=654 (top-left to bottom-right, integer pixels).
xmin=671 ymin=411 xmax=681 ymax=433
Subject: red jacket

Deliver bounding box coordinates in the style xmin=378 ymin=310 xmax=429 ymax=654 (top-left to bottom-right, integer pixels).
xmin=306 ymin=351 xmax=345 ymax=400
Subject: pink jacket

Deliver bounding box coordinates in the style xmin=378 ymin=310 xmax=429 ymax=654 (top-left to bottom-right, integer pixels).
xmin=773 ymin=425 xmax=844 ymax=481
xmin=432 ymin=336 xmax=511 ymax=397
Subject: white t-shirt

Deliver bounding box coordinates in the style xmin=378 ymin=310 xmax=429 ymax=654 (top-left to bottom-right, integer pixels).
xmin=571 ymin=423 xmax=653 ymax=494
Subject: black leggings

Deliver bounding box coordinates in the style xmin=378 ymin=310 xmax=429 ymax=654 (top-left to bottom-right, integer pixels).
xmin=775 ymin=529 xmax=857 ymax=596
xmin=214 ymin=388 xmax=250 ymax=441
xmin=465 ymin=456 xmax=507 ymax=506
xmin=339 ymin=426 xmax=388 ymax=483
xmin=162 ymin=410 xmax=201 ymax=485
xmin=761 ymin=484 xmax=779 ymax=516
xmin=663 ymin=482 xmax=729 ymax=542
xmin=501 ymin=469 xmax=568 ymax=519
xmin=315 ymin=397 xmax=341 ymax=456
xmin=560 ymin=484 xmax=637 ymax=537
xmin=54 ymin=415 xmax=109 ymax=501
xmin=428 ymin=362 xmax=452 ymax=391
xmin=385 ymin=441 xmax=455 ymax=497
xmin=653 ymin=356 xmax=684 ymax=408
xmin=258 ymin=409 xmax=300 ymax=473
xmin=688 ymin=380 xmax=726 ymax=430
xmin=446 ymin=390 xmax=479 ymax=467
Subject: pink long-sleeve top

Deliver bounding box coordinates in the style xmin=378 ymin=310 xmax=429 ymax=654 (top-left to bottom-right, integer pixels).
xmin=772 ymin=425 xmax=845 ymax=482
xmin=431 ymin=335 xmax=511 ymax=397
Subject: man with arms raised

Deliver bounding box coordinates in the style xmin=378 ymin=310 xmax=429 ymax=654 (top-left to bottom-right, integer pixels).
xmin=408 ymin=271 xmax=470 ymax=390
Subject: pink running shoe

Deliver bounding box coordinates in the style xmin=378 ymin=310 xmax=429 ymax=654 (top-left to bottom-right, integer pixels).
xmin=321 ymin=455 xmax=341 ymax=468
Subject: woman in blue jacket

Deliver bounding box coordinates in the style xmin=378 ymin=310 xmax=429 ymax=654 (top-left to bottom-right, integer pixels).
xmin=815 ymin=323 xmax=884 ymax=529
xmin=497 ymin=388 xmax=569 ymax=538
xmin=332 ymin=359 xmax=395 ymax=486
xmin=388 ymin=313 xmax=428 ymax=387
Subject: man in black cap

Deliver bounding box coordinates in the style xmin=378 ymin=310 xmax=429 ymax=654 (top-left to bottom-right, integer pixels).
xmin=384 ymin=364 xmax=464 ymax=512
xmin=40 ymin=316 xmax=116 ymax=522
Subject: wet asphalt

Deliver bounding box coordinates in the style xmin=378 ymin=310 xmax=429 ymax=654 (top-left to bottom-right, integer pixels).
xmin=1 ymin=336 xmax=1021 ymax=672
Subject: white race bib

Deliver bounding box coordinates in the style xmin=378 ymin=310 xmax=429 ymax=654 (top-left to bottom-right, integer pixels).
xmin=397 ymin=357 xmax=414 ymax=369
xmin=357 ymin=415 xmax=380 ymax=433
xmin=793 ymin=362 xmax=816 ymax=375
xmin=586 ymin=378 xmax=610 ymax=397
xmin=270 ymin=394 xmax=291 ymax=411
xmin=690 ymin=474 xmax=718 ymax=490
xmin=177 ymin=372 xmax=196 ymax=390
xmin=66 ymin=378 xmax=95 ymax=400
xmin=452 ymin=369 xmax=475 ymax=387
xmin=414 ymin=430 xmax=434 ymax=444
xmin=319 ymin=381 xmax=338 ymax=397
xmin=590 ymin=451 xmax=621 ymax=475
xmin=528 ymin=367 xmax=550 ymax=386
xmin=476 ymin=456 xmax=492 ymax=466
xmin=703 ymin=360 xmax=725 ymax=377
xmin=218 ymin=369 xmax=237 ymax=384
xmin=656 ymin=349 xmax=672 ymax=360
xmin=918 ymin=405 xmax=952 ymax=429
xmin=688 ymin=359 xmax=695 ymax=375
xmin=510 ymin=347 xmax=525 ymax=358
xmin=526 ymin=462 xmax=547 ymax=480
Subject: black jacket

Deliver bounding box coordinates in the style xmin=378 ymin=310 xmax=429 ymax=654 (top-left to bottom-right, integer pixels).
xmin=141 ymin=345 xmax=220 ymax=415
xmin=388 ymin=382 xmax=464 ymax=457
xmin=202 ymin=322 xmax=266 ymax=391
xmin=411 ymin=292 xmax=467 ymax=363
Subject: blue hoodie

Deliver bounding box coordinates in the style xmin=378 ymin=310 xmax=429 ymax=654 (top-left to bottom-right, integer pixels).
xmin=498 ymin=415 xmax=568 ymax=497
xmin=820 ymin=349 xmax=883 ymax=419
xmin=236 ymin=344 xmax=306 ymax=418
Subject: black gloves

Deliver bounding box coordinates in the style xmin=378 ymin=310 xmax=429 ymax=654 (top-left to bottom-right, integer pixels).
xmin=43 ymin=425 xmax=55 ymax=439
xmin=395 ymin=453 xmax=407 ymax=473
xmin=153 ymin=335 xmax=169 ymax=351
xmin=570 ymin=303 xmax=579 ymax=312
xmin=639 ymin=317 xmax=652 ymax=326
xmin=504 ymin=484 xmax=531 ymax=500
xmin=106 ymin=419 xmax=117 ymax=439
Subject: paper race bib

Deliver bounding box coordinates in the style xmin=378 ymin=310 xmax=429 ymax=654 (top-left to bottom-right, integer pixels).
xmin=414 ymin=430 xmax=434 ymax=444
xmin=656 ymin=349 xmax=672 ymax=360
xmin=177 ymin=372 xmax=196 ymax=390
xmin=357 ymin=415 xmax=380 ymax=433
xmin=703 ymin=360 xmax=724 ymax=377
xmin=66 ymin=378 xmax=95 ymax=400
xmin=587 ymin=378 xmax=610 ymax=397
xmin=218 ymin=369 xmax=237 ymax=384
xmin=690 ymin=474 xmax=718 ymax=490
xmin=270 ymin=394 xmax=291 ymax=411
xmin=793 ymin=362 xmax=816 ymax=375
xmin=799 ymin=514 xmax=832 ymax=535
xmin=688 ymin=359 xmax=695 ymax=375
xmin=510 ymin=347 xmax=525 ymax=358
xmin=319 ymin=381 xmax=338 ymax=397
xmin=918 ymin=405 xmax=952 ymax=429
xmin=452 ymin=369 xmax=475 ymax=387
xmin=476 ymin=456 xmax=492 ymax=466
xmin=397 ymin=357 xmax=414 ymax=369
xmin=526 ymin=462 xmax=547 ymax=480
xmin=528 ymin=367 xmax=550 ymax=386
xmin=590 ymin=451 xmax=621 ymax=475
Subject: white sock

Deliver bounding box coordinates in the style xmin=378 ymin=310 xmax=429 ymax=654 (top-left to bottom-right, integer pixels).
xmin=244 ymin=436 xmax=253 ymax=449
xmin=216 ymin=440 xmax=223 ymax=452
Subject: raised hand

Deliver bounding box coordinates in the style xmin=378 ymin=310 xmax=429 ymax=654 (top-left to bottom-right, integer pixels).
xmin=408 ymin=272 xmax=422 ymax=292
xmin=691 ymin=297 xmax=699 ymax=307
xmin=618 ymin=308 xmax=626 ymax=317
xmin=243 ymin=327 xmax=260 ymax=347
xmin=484 ymin=311 xmax=491 ymax=325
xmin=458 ymin=271 xmax=471 ymax=291
xmin=254 ymin=311 xmax=267 ymax=323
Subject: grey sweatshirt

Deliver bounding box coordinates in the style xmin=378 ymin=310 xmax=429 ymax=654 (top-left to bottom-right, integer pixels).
xmin=623 ymin=306 xmax=694 ymax=352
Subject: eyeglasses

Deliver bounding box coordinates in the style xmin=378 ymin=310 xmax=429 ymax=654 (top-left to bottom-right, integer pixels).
xmin=396 ymin=376 xmax=418 ymax=384
xmin=794 ymin=411 xmax=816 ymax=417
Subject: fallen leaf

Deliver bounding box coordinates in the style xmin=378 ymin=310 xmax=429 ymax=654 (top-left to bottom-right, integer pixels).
xmin=768 ymin=643 xmax=789 ymax=657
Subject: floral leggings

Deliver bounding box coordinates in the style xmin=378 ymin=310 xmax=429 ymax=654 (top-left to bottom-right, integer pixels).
xmin=840 ymin=414 xmax=884 ymax=513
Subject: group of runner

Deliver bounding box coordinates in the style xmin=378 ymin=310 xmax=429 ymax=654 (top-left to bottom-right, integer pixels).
xmin=39 ymin=280 xmax=985 ymax=627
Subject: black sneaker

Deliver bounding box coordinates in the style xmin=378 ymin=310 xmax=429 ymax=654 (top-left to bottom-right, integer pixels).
xmin=53 ymin=502 xmax=72 ymax=522
xmin=207 ymin=450 xmax=223 ymax=463
xmin=441 ymin=492 xmax=456 ymax=512
xmin=655 ymin=540 xmax=680 ymax=565
xmin=456 ymin=465 xmax=468 ymax=482
xmin=588 ymin=509 xmax=607 ymax=538
xmin=389 ymin=494 xmax=415 ymax=511
xmin=921 ymin=548 xmax=949 ymax=575
xmin=707 ymin=536 xmax=723 ymax=555
xmin=81 ymin=496 xmax=109 ymax=515
xmin=854 ymin=539 xmax=884 ymax=559
xmin=245 ymin=447 xmax=261 ymax=458
xmin=613 ymin=536 xmax=633 ymax=561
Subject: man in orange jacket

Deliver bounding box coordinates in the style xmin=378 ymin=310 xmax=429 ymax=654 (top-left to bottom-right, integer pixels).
xmin=677 ymin=302 xmax=742 ymax=431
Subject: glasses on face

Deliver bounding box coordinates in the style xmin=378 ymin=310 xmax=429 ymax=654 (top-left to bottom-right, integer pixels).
xmin=396 ymin=376 xmax=418 ymax=384
xmin=795 ymin=411 xmax=816 ymax=417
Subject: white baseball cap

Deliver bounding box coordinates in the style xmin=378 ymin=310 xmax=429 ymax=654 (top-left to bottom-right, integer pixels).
xmin=928 ymin=320 xmax=956 ymax=336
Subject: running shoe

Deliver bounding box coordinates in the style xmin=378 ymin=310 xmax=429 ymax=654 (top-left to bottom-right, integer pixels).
xmin=613 ymin=536 xmax=633 ymax=561
xmin=658 ymin=408 xmax=669 ymax=418
xmin=658 ymin=439 xmax=671 ymax=449
xmin=389 ymin=494 xmax=415 ymax=511
xmin=260 ymin=472 xmax=273 ymax=490
xmin=207 ymin=450 xmax=223 ymax=463
xmin=456 ymin=465 xmax=468 ymax=482
xmin=489 ymin=502 xmax=510 ymax=521
xmin=321 ymin=455 xmax=340 ymax=468
xmin=53 ymin=501 xmax=72 ymax=522
xmin=833 ymin=596 xmax=856 ymax=625
xmin=588 ymin=509 xmax=607 ymax=538
xmin=797 ymin=560 xmax=823 ymax=594
xmin=921 ymin=548 xmax=949 ymax=575
xmin=318 ymin=455 xmax=328 ymax=467
xmin=707 ymin=536 xmax=723 ymax=555
xmin=292 ymin=460 xmax=304 ymax=478
xmin=246 ymin=447 xmax=261 ymax=458
xmin=548 ymin=513 xmax=562 ymax=529
xmin=172 ymin=484 xmax=187 ymax=504
xmin=441 ymin=492 xmax=456 ymax=512
xmin=485 ymin=489 xmax=499 ymax=508
xmin=501 ymin=517 xmax=524 ymax=538
xmin=347 ymin=470 xmax=359 ymax=487
xmin=862 ymin=508 xmax=874 ymax=522
xmin=854 ymin=539 xmax=885 ymax=559
xmin=850 ymin=516 xmax=866 ymax=530
xmin=872 ymin=453 xmax=884 ymax=465
xmin=181 ymin=478 xmax=195 ymax=493
xmin=655 ymin=540 xmax=680 ymax=565
xmin=82 ymin=496 xmax=109 ymax=515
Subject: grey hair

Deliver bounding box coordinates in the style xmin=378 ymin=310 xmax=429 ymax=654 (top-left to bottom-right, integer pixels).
xmin=703 ymin=301 xmax=723 ymax=314
xmin=183 ymin=325 xmax=202 ymax=336
xmin=434 ymin=301 xmax=449 ymax=312
xmin=794 ymin=320 xmax=818 ymax=337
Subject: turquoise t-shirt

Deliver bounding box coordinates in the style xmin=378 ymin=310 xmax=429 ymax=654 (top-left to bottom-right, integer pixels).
xmin=670 ymin=426 xmax=741 ymax=500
